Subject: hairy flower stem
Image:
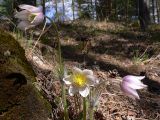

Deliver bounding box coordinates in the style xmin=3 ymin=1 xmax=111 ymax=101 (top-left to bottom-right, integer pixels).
xmin=83 ymin=97 xmax=87 ymax=120
xmin=46 ymin=16 xmax=69 ymax=120
xmin=62 ymin=84 xmax=69 ymax=120
xmin=89 ymin=107 xmax=94 ymax=120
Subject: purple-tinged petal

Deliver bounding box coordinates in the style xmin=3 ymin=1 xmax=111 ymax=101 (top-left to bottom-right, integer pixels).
xmin=19 ymin=4 xmax=42 ymax=13
xmin=132 ymin=76 xmax=145 ymax=80
xmin=17 ymin=21 xmax=35 ymax=31
xmin=14 ymin=10 xmax=30 ymax=20
xmin=121 ymin=75 xmax=147 ymax=99
xmin=123 ymin=75 xmax=145 ymax=85
xmin=121 ymin=83 xmax=140 ymax=99
xmin=123 ymin=81 xmax=147 ymax=90
xmin=123 ymin=75 xmax=145 ymax=81
xmin=31 ymin=13 xmax=44 ymax=25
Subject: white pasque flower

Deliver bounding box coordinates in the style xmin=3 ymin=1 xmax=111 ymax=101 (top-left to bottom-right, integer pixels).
xmin=63 ymin=67 xmax=97 ymax=97
xmin=15 ymin=4 xmax=44 ymax=31
xmin=121 ymin=75 xmax=147 ymax=99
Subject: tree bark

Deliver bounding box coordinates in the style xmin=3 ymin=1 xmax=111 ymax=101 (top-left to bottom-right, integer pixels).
xmin=72 ymin=0 xmax=75 ymax=20
xmin=157 ymin=0 xmax=160 ymax=23
xmin=62 ymin=0 xmax=65 ymax=21
xmin=138 ymin=0 xmax=151 ymax=31
xmin=152 ymin=0 xmax=155 ymax=23
xmin=125 ymin=0 xmax=129 ymax=22
xmin=96 ymin=0 xmax=108 ymax=21
xmin=42 ymin=0 xmax=45 ymax=15
xmin=115 ymin=0 xmax=117 ymax=19
xmin=107 ymin=0 xmax=112 ymax=18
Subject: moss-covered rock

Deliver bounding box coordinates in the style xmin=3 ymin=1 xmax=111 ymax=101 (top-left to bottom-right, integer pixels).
xmin=0 ymin=30 xmax=51 ymax=120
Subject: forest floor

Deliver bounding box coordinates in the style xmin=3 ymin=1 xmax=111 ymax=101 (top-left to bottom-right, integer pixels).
xmin=3 ymin=20 xmax=160 ymax=120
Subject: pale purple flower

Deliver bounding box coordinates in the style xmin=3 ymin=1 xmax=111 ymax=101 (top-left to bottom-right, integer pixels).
xmin=121 ymin=75 xmax=147 ymax=99
xmin=63 ymin=67 xmax=97 ymax=97
xmin=15 ymin=4 xmax=44 ymax=31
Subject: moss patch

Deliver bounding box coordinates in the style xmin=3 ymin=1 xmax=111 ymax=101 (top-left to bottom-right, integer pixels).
xmin=0 ymin=30 xmax=51 ymax=120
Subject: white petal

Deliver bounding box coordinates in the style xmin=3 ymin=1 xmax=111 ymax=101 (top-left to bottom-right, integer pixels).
xmin=79 ymin=86 xmax=90 ymax=97
xmin=73 ymin=67 xmax=83 ymax=74
xmin=15 ymin=10 xmax=30 ymax=20
xmin=64 ymin=69 xmax=68 ymax=77
xmin=63 ymin=75 xmax=72 ymax=85
xmin=69 ymin=86 xmax=78 ymax=96
xmin=83 ymin=69 xmax=93 ymax=75
xmin=17 ymin=21 xmax=35 ymax=31
xmin=121 ymin=83 xmax=140 ymax=99
xmin=86 ymin=75 xmax=96 ymax=86
xmin=19 ymin=4 xmax=42 ymax=13
xmin=31 ymin=13 xmax=44 ymax=25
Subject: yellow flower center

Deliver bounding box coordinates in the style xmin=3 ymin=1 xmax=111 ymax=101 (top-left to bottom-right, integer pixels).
xmin=72 ymin=73 xmax=86 ymax=87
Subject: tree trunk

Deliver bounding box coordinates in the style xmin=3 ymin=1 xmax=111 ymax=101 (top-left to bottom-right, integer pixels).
xmin=55 ymin=0 xmax=59 ymax=21
xmin=90 ymin=0 xmax=93 ymax=18
xmin=72 ymin=0 xmax=75 ymax=20
xmin=62 ymin=0 xmax=65 ymax=22
xmin=115 ymin=0 xmax=117 ymax=19
xmin=42 ymin=0 xmax=45 ymax=15
xmin=138 ymin=0 xmax=151 ymax=31
xmin=136 ymin=0 xmax=139 ymax=16
xmin=152 ymin=0 xmax=155 ymax=23
xmin=125 ymin=0 xmax=129 ymax=23
xmin=107 ymin=0 xmax=112 ymax=19
xmin=78 ymin=0 xmax=82 ymax=17
xmin=96 ymin=0 xmax=108 ymax=21
xmin=157 ymin=0 xmax=160 ymax=23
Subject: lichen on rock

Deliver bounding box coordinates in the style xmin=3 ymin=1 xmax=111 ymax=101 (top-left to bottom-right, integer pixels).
xmin=0 ymin=30 xmax=51 ymax=120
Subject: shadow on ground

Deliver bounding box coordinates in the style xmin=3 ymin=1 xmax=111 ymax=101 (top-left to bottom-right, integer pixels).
xmin=62 ymin=44 xmax=160 ymax=95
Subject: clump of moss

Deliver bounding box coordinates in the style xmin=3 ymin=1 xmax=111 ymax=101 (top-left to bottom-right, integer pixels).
xmin=0 ymin=29 xmax=35 ymax=80
xmin=0 ymin=30 xmax=51 ymax=120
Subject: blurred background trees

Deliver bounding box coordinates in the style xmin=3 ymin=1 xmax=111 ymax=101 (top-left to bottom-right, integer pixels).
xmin=0 ymin=0 xmax=160 ymax=30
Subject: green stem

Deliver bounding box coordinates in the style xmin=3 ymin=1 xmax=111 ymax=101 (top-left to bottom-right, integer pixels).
xmin=46 ymin=16 xmax=69 ymax=120
xmin=45 ymin=16 xmax=63 ymax=72
xmin=89 ymin=107 xmax=94 ymax=120
xmin=78 ymin=0 xmax=82 ymax=17
xmin=83 ymin=97 xmax=87 ymax=120
xmin=62 ymin=83 xmax=69 ymax=120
